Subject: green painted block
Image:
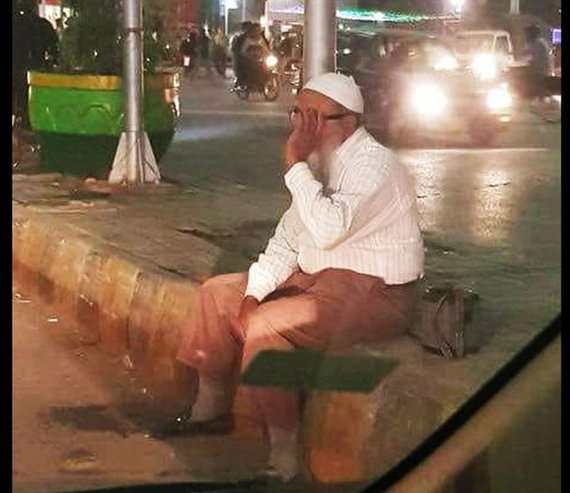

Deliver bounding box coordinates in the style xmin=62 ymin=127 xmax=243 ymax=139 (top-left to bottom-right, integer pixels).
xmin=27 ymin=72 xmax=179 ymax=177
xmin=36 ymin=131 xmax=174 ymax=178
xmin=241 ymin=349 xmax=399 ymax=393
xmin=29 ymin=86 xmax=178 ymax=136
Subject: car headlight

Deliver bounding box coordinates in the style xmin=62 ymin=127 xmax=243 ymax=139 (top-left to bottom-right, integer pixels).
xmin=433 ymin=55 xmax=459 ymax=71
xmin=410 ymin=83 xmax=447 ymax=117
xmin=472 ymin=53 xmax=497 ymax=80
xmin=265 ymin=55 xmax=278 ymax=68
xmin=487 ymin=84 xmax=512 ymax=110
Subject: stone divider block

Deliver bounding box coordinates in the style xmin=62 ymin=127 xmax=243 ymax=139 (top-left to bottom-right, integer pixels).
xmin=128 ymin=272 xmax=169 ymax=375
xmin=13 ymin=216 xmax=52 ymax=295
xmin=12 ymin=209 xmax=196 ymax=374
xmin=77 ymin=249 xmax=111 ymax=345
xmin=302 ymin=367 xmax=464 ymax=483
xmin=150 ymin=281 xmax=196 ymax=382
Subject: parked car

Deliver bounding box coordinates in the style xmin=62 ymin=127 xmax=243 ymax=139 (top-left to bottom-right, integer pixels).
xmin=337 ymin=29 xmax=514 ymax=147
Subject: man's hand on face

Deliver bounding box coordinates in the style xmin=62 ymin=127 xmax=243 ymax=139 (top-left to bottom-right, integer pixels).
xmin=238 ymin=295 xmax=259 ymax=330
xmin=284 ymin=108 xmax=324 ymax=172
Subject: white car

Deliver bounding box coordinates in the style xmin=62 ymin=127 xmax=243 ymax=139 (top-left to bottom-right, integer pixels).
xmin=453 ymin=30 xmax=516 ymax=79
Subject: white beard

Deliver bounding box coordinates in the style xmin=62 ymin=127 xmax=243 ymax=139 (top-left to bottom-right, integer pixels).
xmin=306 ymin=144 xmax=339 ymax=190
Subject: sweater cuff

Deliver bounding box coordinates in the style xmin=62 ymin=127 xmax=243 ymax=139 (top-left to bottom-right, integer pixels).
xmin=284 ymin=162 xmax=312 ymax=192
xmin=244 ymin=264 xmax=276 ymax=302
xmin=244 ymin=284 xmax=270 ymax=303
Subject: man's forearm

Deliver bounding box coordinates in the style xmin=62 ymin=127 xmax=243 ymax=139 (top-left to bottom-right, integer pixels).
xmin=244 ymin=259 xmax=297 ymax=302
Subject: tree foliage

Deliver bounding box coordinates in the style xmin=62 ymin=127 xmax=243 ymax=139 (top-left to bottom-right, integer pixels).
xmin=58 ymin=0 xmax=168 ymax=75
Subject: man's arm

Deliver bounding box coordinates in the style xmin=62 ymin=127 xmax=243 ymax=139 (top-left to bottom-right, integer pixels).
xmin=244 ymin=206 xmax=300 ymax=302
xmin=283 ymin=109 xmax=394 ymax=249
xmin=284 ymin=159 xmax=392 ymax=249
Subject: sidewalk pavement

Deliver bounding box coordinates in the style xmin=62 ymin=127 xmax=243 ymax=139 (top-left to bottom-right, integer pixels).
xmin=12 ymin=166 xmax=559 ymax=484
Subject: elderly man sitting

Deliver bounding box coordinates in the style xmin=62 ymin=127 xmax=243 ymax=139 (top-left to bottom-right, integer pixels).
xmin=174 ymin=72 xmax=424 ymax=482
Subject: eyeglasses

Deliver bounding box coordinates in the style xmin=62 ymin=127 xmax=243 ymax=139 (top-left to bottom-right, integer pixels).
xmin=288 ymin=107 xmax=351 ymax=124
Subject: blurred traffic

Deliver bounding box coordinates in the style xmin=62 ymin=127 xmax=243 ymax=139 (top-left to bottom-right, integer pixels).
xmin=12 ymin=0 xmax=562 ymax=162
xmin=142 ymin=17 xmax=563 ymax=147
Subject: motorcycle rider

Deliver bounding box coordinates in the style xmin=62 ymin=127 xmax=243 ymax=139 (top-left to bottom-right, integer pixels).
xmin=239 ymin=23 xmax=271 ymax=89
xmin=180 ymin=29 xmax=197 ymax=75
xmin=522 ymin=24 xmax=554 ymax=101
xmin=231 ymin=21 xmax=252 ymax=87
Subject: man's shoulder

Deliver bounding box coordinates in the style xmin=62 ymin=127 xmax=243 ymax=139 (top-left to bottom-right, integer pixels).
xmin=352 ymin=129 xmax=397 ymax=166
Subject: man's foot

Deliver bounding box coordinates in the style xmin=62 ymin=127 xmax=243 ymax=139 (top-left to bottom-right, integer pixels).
xmin=253 ymin=466 xmax=302 ymax=486
xmin=153 ymin=373 xmax=232 ymax=438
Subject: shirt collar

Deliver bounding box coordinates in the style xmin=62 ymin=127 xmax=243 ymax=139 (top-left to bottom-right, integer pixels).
xmin=334 ymin=126 xmax=368 ymax=165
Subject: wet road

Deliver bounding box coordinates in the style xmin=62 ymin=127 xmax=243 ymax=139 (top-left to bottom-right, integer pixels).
xmin=161 ymin=73 xmax=560 ymax=191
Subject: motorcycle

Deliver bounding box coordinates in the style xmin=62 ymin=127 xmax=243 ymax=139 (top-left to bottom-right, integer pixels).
xmin=231 ymin=52 xmax=280 ymax=101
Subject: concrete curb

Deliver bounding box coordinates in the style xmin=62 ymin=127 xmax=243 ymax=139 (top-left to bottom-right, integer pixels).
xmin=11 ymin=200 xmax=471 ymax=484
xmin=13 ymin=206 xmax=197 ymax=382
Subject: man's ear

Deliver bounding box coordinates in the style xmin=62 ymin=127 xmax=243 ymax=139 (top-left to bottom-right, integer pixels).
xmin=342 ymin=113 xmax=359 ymax=135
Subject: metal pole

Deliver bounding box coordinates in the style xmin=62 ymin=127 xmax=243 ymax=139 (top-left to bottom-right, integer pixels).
xmin=242 ymin=0 xmax=246 ymax=22
xmin=510 ymin=0 xmax=520 ymax=15
xmin=225 ymin=4 xmax=229 ymax=36
xmin=109 ymin=0 xmax=159 ymax=184
xmin=264 ymin=0 xmax=270 ymax=39
xmin=123 ymin=0 xmax=144 ymax=183
xmin=303 ymin=0 xmax=336 ymax=83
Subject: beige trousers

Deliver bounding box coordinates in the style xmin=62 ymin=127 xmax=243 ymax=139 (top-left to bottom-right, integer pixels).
xmin=176 ymin=268 xmax=418 ymax=432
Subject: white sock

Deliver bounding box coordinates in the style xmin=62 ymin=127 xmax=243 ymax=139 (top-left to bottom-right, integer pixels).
xmin=268 ymin=426 xmax=300 ymax=482
xmin=190 ymin=374 xmax=229 ymax=423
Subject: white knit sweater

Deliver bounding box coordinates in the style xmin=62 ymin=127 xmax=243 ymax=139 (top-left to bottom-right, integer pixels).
xmin=245 ymin=127 xmax=424 ymax=302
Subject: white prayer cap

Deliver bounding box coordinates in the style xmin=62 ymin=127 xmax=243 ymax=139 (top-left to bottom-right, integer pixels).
xmin=303 ymin=72 xmax=364 ymax=114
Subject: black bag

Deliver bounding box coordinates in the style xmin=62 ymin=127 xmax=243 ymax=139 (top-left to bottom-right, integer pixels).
xmin=409 ymin=282 xmax=480 ymax=359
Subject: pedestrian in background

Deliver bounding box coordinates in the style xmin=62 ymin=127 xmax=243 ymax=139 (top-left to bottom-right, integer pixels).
xmin=198 ymin=27 xmax=212 ymax=76
xmin=231 ymin=21 xmax=252 ymax=86
xmin=212 ymin=26 xmax=228 ymax=77
xmin=12 ymin=0 xmax=58 ymax=129
xmin=522 ymin=24 xmax=554 ymax=100
xmin=55 ymin=16 xmax=66 ymax=42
